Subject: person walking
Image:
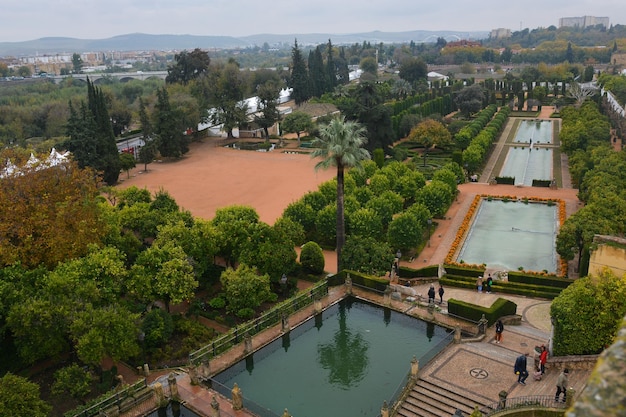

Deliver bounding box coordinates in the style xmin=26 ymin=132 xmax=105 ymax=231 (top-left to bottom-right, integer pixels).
xmin=514 ymin=352 xmax=529 ymax=385
xmin=486 ymin=274 xmax=493 ymax=293
xmin=495 ymin=319 xmax=504 ymax=344
xmin=539 ymin=345 xmax=548 ymax=375
xmin=555 ymin=369 xmax=569 ymax=403
xmin=438 ymin=283 xmax=445 ymax=304
xmin=476 ymin=276 xmax=483 ymax=293
xmin=428 ymin=284 xmax=436 ymax=304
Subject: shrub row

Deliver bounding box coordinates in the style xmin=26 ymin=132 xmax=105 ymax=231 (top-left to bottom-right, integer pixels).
xmin=330 ymin=270 xmax=389 ymax=292
xmin=461 ymin=106 xmax=511 ymax=171
xmin=398 ymin=264 xmax=439 ymax=278
xmin=447 ymin=297 xmax=517 ymax=325
xmin=391 ymin=95 xmax=454 ymax=138
xmin=440 ymin=275 xmax=563 ymax=299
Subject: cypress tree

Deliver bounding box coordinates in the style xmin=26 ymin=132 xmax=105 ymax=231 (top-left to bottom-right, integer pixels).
xmin=290 ymin=39 xmax=310 ymax=105
xmin=64 ymin=79 xmax=121 ymax=185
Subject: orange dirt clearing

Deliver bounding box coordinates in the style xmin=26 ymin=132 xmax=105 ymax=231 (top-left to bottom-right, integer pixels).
xmin=118 ymin=139 xmax=334 ymax=225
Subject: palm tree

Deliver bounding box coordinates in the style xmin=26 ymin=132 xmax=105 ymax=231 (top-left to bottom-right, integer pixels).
xmin=311 ymin=116 xmax=370 ymax=272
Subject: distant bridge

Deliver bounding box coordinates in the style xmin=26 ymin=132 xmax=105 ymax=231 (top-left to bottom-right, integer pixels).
xmin=49 ymin=71 xmax=168 ymax=84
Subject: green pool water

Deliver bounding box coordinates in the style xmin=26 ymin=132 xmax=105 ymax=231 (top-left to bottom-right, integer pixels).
xmin=213 ymin=297 xmax=451 ymax=417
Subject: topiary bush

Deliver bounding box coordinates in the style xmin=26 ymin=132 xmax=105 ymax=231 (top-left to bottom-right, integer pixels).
xmin=141 ymin=308 xmax=174 ymax=349
xmin=300 ymin=241 xmax=325 ymax=274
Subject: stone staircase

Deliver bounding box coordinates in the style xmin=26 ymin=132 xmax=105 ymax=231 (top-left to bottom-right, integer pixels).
xmin=397 ymin=376 xmax=492 ymax=417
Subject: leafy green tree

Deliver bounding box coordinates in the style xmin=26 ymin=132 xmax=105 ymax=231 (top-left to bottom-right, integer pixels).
xmin=72 ymin=53 xmax=83 ymax=74
xmin=416 ymin=180 xmax=454 ymax=218
xmin=282 ymin=201 xmax=317 ymax=239
xmin=387 ymin=212 xmax=423 ymax=253
xmin=407 ymin=119 xmax=452 ymax=167
xmin=556 ymin=204 xmax=615 ymax=274
xmin=0 ymin=373 xmax=51 ymax=417
xmin=154 ymin=87 xmax=188 ymax=158
xmin=70 ymin=305 xmax=141 ymax=366
xmin=120 ymin=152 xmax=136 ymax=179
xmin=141 ymin=308 xmax=174 ymax=349
xmin=202 ymin=61 xmax=248 ymax=138
xmin=239 ymin=222 xmax=297 ymax=280
xmin=341 ymin=235 xmax=394 ymax=276
xmin=454 ymin=84 xmax=486 ymax=118
xmin=212 ymin=205 xmax=260 ymax=265
xmin=348 ymin=207 xmax=383 ymax=239
xmin=273 ymin=216 xmax=306 ymax=246
xmin=433 ymin=168 xmax=458 ymax=195
xmin=138 ymin=138 xmax=158 ymax=172
xmin=52 ymin=364 xmax=94 ymax=402
xmin=282 ymin=111 xmax=314 ymax=144
xmin=300 ymin=241 xmax=325 ymax=274
xmin=166 ymin=48 xmax=210 ymax=85
xmin=290 ymin=39 xmax=310 ymax=105
xmin=130 ymin=242 xmax=198 ymax=311
xmin=398 ymin=57 xmax=428 ymax=85
xmin=153 ymin=219 xmax=219 ymax=281
xmin=311 ymin=116 xmax=371 ymax=271
xmin=220 ymin=264 xmax=274 ymax=315
xmin=315 ymin=204 xmax=338 ymax=247
xmin=359 ymin=57 xmax=378 ymax=77
xmin=254 ymin=80 xmax=283 ymax=139
xmin=551 ymin=269 xmax=626 ymax=355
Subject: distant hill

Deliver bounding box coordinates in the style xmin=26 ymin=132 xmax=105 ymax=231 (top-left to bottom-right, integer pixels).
xmin=0 ymin=30 xmax=489 ymax=56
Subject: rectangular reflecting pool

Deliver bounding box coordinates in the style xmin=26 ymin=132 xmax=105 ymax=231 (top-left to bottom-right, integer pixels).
xmin=499 ymin=147 xmax=553 ymax=186
xmin=514 ymin=119 xmax=552 ymax=144
xmin=457 ymin=199 xmax=558 ymax=273
xmin=213 ymin=297 xmax=451 ymax=417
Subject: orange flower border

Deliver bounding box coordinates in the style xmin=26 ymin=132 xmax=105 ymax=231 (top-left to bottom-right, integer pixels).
xmin=445 ymin=194 xmax=567 ymax=277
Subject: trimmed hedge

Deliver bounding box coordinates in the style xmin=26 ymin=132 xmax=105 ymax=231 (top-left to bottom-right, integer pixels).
xmin=507 ymin=271 xmax=572 ymax=289
xmin=440 ymin=275 xmax=564 ymax=299
xmin=398 ymin=264 xmax=439 ymax=278
xmin=495 ymin=176 xmax=515 ymax=185
xmin=329 ymin=270 xmax=389 ymax=292
xmin=447 ymin=297 xmax=517 ymax=325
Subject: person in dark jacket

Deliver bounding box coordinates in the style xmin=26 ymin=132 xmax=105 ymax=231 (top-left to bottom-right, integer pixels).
xmin=438 ymin=283 xmax=445 ymax=304
xmin=495 ymin=319 xmax=504 ymax=344
xmin=514 ymin=352 xmax=529 ymax=384
xmin=427 ymin=284 xmax=436 ymax=304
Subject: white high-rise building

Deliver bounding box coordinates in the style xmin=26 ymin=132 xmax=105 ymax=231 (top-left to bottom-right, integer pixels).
xmin=559 ymin=16 xmax=609 ymax=29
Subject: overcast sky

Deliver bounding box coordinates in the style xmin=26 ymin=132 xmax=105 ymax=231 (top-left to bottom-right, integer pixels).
xmin=1 ymin=0 xmax=624 ymax=43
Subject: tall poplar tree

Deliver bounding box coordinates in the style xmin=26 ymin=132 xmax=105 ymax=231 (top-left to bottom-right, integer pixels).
xmin=326 ymin=39 xmax=338 ymax=91
xmin=290 ymin=39 xmax=310 ymax=105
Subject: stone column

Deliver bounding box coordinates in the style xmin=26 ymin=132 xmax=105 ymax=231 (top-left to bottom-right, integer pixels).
xmin=153 ymin=382 xmax=168 ymax=407
xmin=566 ymin=387 xmax=576 ymax=407
xmin=143 ymin=363 xmax=150 ymax=377
xmin=345 ymin=273 xmax=352 ymax=294
xmin=168 ymin=373 xmax=180 ymax=401
xmin=454 ymin=326 xmax=461 ymax=344
xmin=210 ymin=395 xmax=221 ymax=417
xmin=281 ymin=314 xmax=290 ymax=333
xmin=244 ymin=333 xmax=253 ymax=354
xmin=384 ymin=286 xmax=392 ymax=306
xmin=189 ymin=366 xmax=200 ymax=385
xmin=314 ymin=298 xmax=323 ymax=313
xmin=498 ymin=390 xmax=508 ymax=409
xmin=381 ymin=401 xmax=389 ymax=417
xmin=410 ymin=356 xmax=419 ymax=379
xmin=232 ymin=383 xmax=243 ymax=410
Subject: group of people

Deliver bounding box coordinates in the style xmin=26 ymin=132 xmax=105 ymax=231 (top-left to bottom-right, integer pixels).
xmin=513 ymin=350 xmax=570 ymax=403
xmin=427 ymin=283 xmax=445 ymax=304
xmin=498 ymin=322 xmax=569 ymax=402
xmin=476 ymin=274 xmax=493 ymax=293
